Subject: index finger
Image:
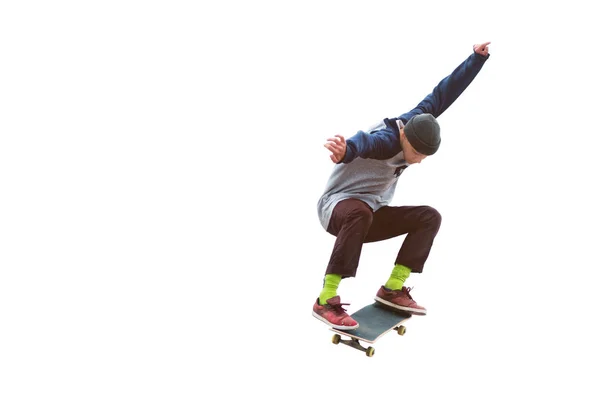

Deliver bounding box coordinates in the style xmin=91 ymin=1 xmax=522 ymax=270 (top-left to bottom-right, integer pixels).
xmin=335 ymin=134 xmax=346 ymax=143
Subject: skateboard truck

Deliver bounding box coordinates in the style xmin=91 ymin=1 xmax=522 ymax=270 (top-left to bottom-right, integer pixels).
xmin=332 ymin=334 xmax=375 ymax=357
xmin=331 ymin=325 xmax=407 ymax=357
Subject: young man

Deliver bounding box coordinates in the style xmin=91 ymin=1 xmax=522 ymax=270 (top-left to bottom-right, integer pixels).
xmin=313 ymin=42 xmax=491 ymax=330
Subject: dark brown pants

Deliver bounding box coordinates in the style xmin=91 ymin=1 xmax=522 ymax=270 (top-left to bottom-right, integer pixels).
xmin=325 ymin=198 xmax=442 ymax=277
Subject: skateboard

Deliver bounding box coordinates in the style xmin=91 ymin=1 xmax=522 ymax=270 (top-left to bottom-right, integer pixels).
xmin=330 ymin=302 xmax=412 ymax=357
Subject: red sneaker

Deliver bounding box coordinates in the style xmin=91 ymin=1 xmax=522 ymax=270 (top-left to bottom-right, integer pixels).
xmin=374 ymin=286 xmax=427 ymax=315
xmin=312 ymin=296 xmax=359 ymax=330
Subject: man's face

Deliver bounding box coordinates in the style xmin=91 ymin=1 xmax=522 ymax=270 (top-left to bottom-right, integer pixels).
xmin=400 ymin=130 xmax=428 ymax=164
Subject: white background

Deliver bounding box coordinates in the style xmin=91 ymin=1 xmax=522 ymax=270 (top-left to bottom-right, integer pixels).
xmin=1 ymin=1 xmax=599 ymax=398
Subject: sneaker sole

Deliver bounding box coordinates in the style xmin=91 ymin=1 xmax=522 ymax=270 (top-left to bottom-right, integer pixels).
xmin=374 ymin=297 xmax=427 ymax=315
xmin=312 ymin=311 xmax=359 ymax=330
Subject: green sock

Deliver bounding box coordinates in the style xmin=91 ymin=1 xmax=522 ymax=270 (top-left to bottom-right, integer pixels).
xmin=385 ymin=264 xmax=411 ymax=291
xmin=319 ymin=274 xmax=342 ymax=305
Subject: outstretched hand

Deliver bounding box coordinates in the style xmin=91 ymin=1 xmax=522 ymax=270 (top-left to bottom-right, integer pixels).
xmin=473 ymin=41 xmax=491 ymax=56
xmin=324 ymin=135 xmax=346 ymax=163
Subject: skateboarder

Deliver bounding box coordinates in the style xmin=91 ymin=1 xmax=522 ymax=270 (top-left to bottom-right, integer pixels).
xmin=313 ymin=42 xmax=491 ymax=330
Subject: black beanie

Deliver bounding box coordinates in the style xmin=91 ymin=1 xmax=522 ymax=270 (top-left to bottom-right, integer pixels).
xmin=404 ymin=113 xmax=441 ymax=155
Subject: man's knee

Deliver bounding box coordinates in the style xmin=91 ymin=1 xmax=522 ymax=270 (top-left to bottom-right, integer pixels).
xmin=347 ymin=206 xmax=374 ymax=225
xmin=422 ymin=206 xmax=442 ymax=229
xmin=328 ymin=199 xmax=374 ymax=235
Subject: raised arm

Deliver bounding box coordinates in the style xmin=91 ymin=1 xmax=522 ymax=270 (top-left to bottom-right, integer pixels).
xmin=325 ymin=43 xmax=491 ymax=164
xmin=398 ymin=42 xmax=491 ymax=123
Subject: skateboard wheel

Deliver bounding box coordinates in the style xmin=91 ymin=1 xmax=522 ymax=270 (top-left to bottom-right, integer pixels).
xmin=366 ymin=347 xmax=375 ymax=357
xmin=332 ymin=334 xmax=341 ymax=345
xmin=397 ymin=326 xmax=407 ymax=336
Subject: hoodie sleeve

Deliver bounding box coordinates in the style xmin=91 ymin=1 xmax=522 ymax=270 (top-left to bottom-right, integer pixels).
xmin=398 ymin=51 xmax=490 ymax=123
xmin=341 ymin=129 xmax=401 ymax=164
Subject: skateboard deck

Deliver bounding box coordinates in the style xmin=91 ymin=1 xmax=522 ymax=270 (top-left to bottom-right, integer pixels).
xmin=330 ymin=302 xmax=412 ymax=357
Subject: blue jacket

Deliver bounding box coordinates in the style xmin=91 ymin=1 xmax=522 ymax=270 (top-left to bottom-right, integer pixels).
xmin=317 ymin=50 xmax=490 ymax=231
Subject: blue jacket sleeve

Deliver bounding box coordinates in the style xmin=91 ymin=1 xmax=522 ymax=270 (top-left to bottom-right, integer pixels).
xmin=398 ymin=51 xmax=489 ymax=123
xmin=341 ymin=129 xmax=401 ymax=164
